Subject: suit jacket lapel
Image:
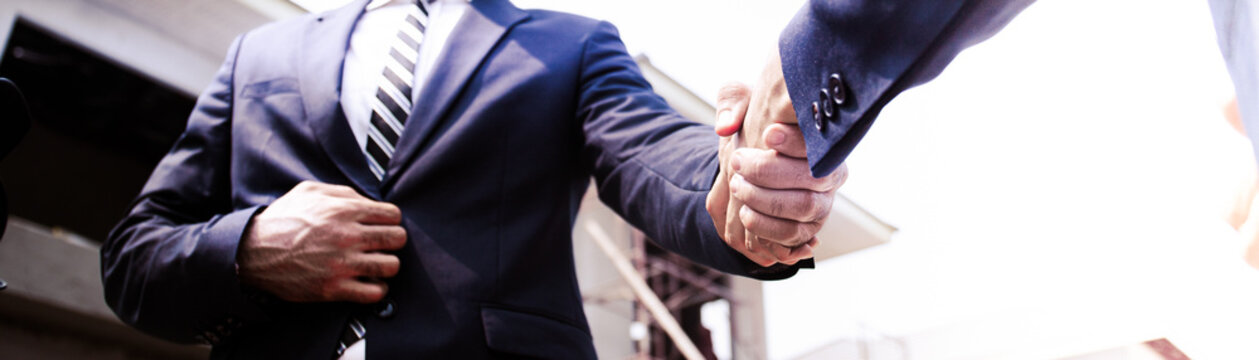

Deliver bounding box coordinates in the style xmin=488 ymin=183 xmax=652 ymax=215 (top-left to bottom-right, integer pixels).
xmin=299 ymin=0 xmax=383 ymax=198
xmin=382 ymin=0 xmax=529 ymax=190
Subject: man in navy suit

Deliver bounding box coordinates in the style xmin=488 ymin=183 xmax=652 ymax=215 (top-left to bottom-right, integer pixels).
xmin=101 ymin=0 xmax=842 ymax=358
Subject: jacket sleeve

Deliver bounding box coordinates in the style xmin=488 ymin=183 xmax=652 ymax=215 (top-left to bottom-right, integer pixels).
xmin=577 ymin=21 xmax=808 ymax=280
xmin=1210 ymin=0 xmax=1259 ymax=163
xmin=100 ymin=35 xmax=270 ymax=345
xmin=781 ymin=0 xmax=1035 ymax=177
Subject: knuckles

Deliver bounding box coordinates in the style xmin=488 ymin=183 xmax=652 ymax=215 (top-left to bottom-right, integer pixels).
xmin=753 ymin=257 xmax=777 ymax=267
xmin=836 ymin=164 xmax=850 ymax=187
xmin=320 ymin=199 xmax=358 ymax=219
xmin=809 ymin=192 xmax=834 ymax=223
xmin=294 ymin=180 xmax=319 ymax=192
xmin=716 ymin=82 xmax=752 ymax=106
xmin=740 ymin=150 xmax=767 ymax=176
xmin=791 ymin=223 xmax=816 ymax=247
xmin=329 ymin=184 xmax=356 ymax=195
xmin=820 ymin=163 xmax=849 ymax=192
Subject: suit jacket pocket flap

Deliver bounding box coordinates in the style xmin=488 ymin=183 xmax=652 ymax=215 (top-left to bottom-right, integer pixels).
xmin=241 ymin=78 xmax=300 ymax=99
xmin=481 ymin=307 xmax=595 ymax=359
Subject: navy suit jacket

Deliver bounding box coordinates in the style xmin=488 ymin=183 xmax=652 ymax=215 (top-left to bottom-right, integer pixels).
xmin=780 ymin=0 xmax=1036 ymax=177
xmin=100 ymin=1 xmax=800 ymax=358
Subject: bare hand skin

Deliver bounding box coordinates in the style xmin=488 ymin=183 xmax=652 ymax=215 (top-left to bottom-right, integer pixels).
xmin=707 ymin=83 xmax=778 ymax=266
xmin=707 ymin=50 xmax=847 ymax=267
xmin=237 ymin=181 xmax=406 ymax=303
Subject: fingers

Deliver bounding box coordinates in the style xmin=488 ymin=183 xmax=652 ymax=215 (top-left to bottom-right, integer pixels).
xmin=346 ymin=252 xmax=402 ymax=278
xmin=706 ymin=174 xmax=730 ymax=233
xmin=355 ymin=224 xmax=407 ymax=251
xmin=726 ymin=198 xmax=778 ymax=268
xmin=724 ymin=195 xmax=747 ymax=256
xmin=738 ymin=234 xmax=780 ymax=267
xmin=739 ymin=204 xmax=823 ymax=247
xmin=835 ymin=163 xmax=850 ymax=189
xmin=712 ymin=65 xmax=832 ymax=267
xmin=757 ymin=237 xmax=813 ymax=266
xmin=711 ymin=133 xmax=783 ymax=268
xmin=335 ymin=278 xmax=389 ymax=304
xmin=758 ymin=49 xmax=796 ymax=126
xmin=733 ymin=148 xmax=839 ymax=192
xmin=289 ymin=180 xmax=403 ymax=225
xmin=330 ymin=254 xmax=398 ymax=303
xmin=763 ymin=124 xmax=808 ymax=159
xmin=714 ymin=82 xmax=752 ymax=137
xmin=296 ymin=180 xmax=361 ymax=199
xmin=352 ymin=201 xmax=403 ymax=225
xmin=748 ymin=233 xmax=813 ymax=266
xmin=757 ymin=237 xmax=793 ymax=264
xmin=784 ymin=238 xmax=818 ymax=264
xmin=314 ymin=185 xmax=401 ymax=226
xmin=706 ymin=134 xmax=735 ymax=233
xmin=731 ymin=174 xmax=832 ymax=223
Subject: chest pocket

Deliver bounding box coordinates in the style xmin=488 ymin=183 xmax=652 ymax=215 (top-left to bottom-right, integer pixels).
xmin=241 ymin=77 xmax=300 ymax=99
xmin=238 ymin=77 xmax=306 ymax=124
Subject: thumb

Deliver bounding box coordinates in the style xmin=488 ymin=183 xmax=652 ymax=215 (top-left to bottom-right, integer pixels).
xmin=714 ymin=82 xmax=751 ymax=137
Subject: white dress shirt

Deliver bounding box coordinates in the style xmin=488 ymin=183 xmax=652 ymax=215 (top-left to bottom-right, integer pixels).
xmin=340 ymin=0 xmax=470 ymax=152
xmin=337 ymin=1 xmax=468 ymax=358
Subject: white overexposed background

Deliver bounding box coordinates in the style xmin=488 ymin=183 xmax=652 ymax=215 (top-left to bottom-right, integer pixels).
xmin=294 ymin=0 xmax=1259 ymax=358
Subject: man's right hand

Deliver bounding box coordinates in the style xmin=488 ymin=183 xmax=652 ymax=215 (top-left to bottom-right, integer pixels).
xmin=707 ymin=50 xmax=847 ymax=267
xmin=237 ymin=181 xmax=406 ymax=303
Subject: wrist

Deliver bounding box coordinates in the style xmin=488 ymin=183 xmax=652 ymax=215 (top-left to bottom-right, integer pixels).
xmin=235 ymin=205 xmax=268 ymax=287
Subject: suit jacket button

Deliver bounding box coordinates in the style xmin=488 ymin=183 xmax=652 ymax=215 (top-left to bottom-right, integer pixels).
xmin=828 ymin=73 xmax=846 ymax=106
xmin=819 ymin=89 xmax=835 ymax=120
xmin=375 ymin=299 xmax=396 ymax=319
xmin=812 ymin=101 xmax=824 ymax=132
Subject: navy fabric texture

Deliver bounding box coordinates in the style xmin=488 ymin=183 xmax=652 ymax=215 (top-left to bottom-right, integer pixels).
xmin=100 ymin=0 xmax=803 ymax=358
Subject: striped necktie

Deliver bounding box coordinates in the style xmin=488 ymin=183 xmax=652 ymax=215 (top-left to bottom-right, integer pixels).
xmin=336 ymin=2 xmax=429 ymax=357
xmin=363 ymin=0 xmax=429 ymax=180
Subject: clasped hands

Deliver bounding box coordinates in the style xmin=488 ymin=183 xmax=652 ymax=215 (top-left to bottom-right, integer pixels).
xmin=706 ymin=51 xmax=848 ymax=268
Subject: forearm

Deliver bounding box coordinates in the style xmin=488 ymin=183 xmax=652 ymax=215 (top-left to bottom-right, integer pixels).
xmin=102 ymin=205 xmax=269 ymax=344
xmin=591 ymin=129 xmax=805 ymax=280
xmin=577 ymin=21 xmax=805 ymax=279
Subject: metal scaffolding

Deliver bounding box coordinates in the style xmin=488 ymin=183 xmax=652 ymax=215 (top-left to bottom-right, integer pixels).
xmin=585 ymin=221 xmax=731 ymax=360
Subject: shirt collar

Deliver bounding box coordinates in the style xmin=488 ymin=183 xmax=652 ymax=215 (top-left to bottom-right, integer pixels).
xmin=366 ymin=0 xmax=467 ymax=11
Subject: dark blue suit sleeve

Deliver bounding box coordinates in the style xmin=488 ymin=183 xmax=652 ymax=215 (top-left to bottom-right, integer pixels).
xmin=100 ymin=35 xmax=270 ymax=344
xmin=781 ymin=0 xmax=1035 ymax=177
xmin=577 ymin=21 xmax=804 ymax=280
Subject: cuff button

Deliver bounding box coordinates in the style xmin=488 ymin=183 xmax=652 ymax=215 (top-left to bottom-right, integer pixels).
xmin=828 ymin=73 xmax=846 ymax=106
xmin=811 ymin=101 xmax=824 ymax=132
xmin=819 ymin=89 xmax=835 ymax=120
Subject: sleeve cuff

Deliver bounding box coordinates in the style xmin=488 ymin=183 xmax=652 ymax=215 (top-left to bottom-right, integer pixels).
xmin=741 ymin=257 xmax=814 ymax=281
xmin=194 ymin=205 xmax=272 ymax=341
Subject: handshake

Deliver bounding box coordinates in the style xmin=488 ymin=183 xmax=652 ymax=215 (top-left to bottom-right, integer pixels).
xmin=232 ymin=52 xmax=850 ymax=307
xmin=706 ymin=52 xmax=849 ymax=268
